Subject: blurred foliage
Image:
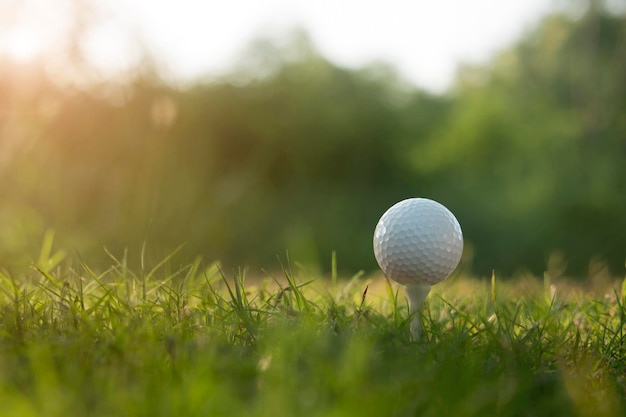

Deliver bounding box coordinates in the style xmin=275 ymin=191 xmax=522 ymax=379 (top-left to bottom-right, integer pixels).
xmin=0 ymin=4 xmax=624 ymax=276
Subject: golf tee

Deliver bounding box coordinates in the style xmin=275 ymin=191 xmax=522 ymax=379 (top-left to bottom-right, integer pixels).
xmin=405 ymin=284 xmax=431 ymax=340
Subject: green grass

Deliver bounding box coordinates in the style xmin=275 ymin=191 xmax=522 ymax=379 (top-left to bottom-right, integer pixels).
xmin=1 ymin=247 xmax=626 ymax=416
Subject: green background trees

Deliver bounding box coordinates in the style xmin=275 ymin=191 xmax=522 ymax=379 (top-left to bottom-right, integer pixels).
xmin=0 ymin=5 xmax=624 ymax=276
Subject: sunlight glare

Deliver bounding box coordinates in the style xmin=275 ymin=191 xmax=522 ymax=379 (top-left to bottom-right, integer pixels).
xmin=4 ymin=27 xmax=43 ymax=62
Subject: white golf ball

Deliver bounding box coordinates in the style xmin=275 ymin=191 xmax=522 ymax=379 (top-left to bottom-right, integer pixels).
xmin=373 ymin=198 xmax=463 ymax=286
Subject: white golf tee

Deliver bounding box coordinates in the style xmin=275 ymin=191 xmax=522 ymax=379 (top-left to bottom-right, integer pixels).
xmin=405 ymin=284 xmax=431 ymax=340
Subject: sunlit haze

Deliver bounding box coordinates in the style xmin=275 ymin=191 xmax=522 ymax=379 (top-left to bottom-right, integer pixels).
xmin=0 ymin=0 xmax=556 ymax=91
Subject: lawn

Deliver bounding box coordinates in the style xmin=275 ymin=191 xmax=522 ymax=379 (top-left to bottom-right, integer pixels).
xmin=0 ymin=245 xmax=625 ymax=417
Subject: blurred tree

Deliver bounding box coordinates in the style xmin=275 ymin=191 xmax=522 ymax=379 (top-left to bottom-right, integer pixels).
xmin=0 ymin=5 xmax=624 ymax=277
xmin=416 ymin=6 xmax=626 ymax=275
xmin=166 ymin=37 xmax=440 ymax=269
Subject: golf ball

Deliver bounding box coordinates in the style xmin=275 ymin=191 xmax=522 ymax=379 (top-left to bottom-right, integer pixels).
xmin=373 ymin=198 xmax=463 ymax=286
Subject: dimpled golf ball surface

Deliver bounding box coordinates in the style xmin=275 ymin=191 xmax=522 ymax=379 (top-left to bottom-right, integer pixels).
xmin=373 ymin=198 xmax=463 ymax=286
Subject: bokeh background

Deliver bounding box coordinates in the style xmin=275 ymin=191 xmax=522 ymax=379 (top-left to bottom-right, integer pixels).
xmin=0 ymin=0 xmax=624 ymax=277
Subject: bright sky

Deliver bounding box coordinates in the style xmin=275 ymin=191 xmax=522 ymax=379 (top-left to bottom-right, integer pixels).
xmin=0 ymin=0 xmax=556 ymax=92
